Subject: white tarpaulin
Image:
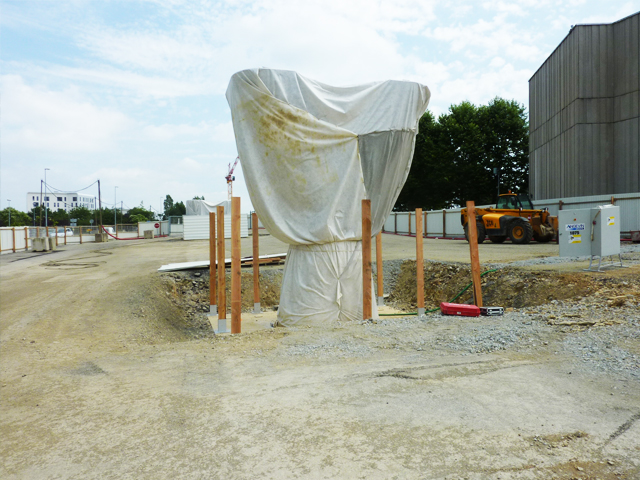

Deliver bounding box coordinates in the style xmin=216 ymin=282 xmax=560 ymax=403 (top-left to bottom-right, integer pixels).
xmin=226 ymin=68 xmax=430 ymax=325
xmin=185 ymin=200 xmax=230 ymax=216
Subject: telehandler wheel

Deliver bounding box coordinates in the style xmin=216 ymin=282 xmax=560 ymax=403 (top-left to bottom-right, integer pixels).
xmin=508 ymin=219 xmax=533 ymax=244
xmin=488 ymin=235 xmax=507 ymax=244
xmin=464 ymin=222 xmax=486 ymax=243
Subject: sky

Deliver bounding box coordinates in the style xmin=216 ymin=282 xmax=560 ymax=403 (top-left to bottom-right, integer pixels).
xmin=2 ymin=0 xmax=638 ymax=214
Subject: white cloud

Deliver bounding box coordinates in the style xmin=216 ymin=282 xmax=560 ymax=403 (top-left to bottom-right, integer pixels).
xmin=1 ymin=75 xmax=133 ymax=153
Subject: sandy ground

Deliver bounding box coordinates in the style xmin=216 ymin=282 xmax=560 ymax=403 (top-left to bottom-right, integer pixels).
xmin=1 ymin=234 xmax=639 ymax=479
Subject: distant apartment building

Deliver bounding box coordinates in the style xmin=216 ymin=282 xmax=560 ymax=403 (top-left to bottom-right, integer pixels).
xmin=26 ymin=192 xmax=96 ymax=212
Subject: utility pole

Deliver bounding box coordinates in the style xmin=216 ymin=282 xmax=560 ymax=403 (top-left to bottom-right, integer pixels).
xmin=44 ymin=168 xmax=50 ymax=227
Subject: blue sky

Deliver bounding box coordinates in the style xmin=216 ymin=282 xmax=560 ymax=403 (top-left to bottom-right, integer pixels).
xmin=2 ymin=0 xmax=638 ymax=214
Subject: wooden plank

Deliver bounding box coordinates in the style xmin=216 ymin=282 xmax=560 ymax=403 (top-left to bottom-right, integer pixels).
xmin=252 ymin=212 xmax=260 ymax=311
xmin=217 ymin=206 xmax=226 ymax=320
xmin=209 ymin=211 xmax=216 ymax=310
xmin=231 ymin=197 xmax=241 ymax=334
xmin=362 ymin=199 xmax=372 ymax=320
xmin=376 ymin=233 xmax=383 ymax=305
xmin=415 ymin=209 xmax=424 ymax=314
xmin=465 ymin=201 xmax=483 ymax=307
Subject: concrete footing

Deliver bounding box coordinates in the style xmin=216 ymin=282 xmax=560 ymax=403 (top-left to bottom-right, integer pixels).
xmin=254 ymin=302 xmax=261 ymax=314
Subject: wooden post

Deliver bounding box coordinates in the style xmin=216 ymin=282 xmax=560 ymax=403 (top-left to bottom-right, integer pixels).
xmin=37 ymin=227 xmax=40 ymax=238
xmin=362 ymin=199 xmax=372 ymax=320
xmin=442 ymin=210 xmax=447 ymax=238
xmin=408 ymin=212 xmax=412 ymax=236
xmin=466 ymin=201 xmax=483 ymax=307
xmin=24 ymin=227 xmax=28 ymax=251
xmin=231 ymin=197 xmax=241 ymax=334
xmin=64 ymin=227 xmax=67 ymax=245
xmin=216 ymin=206 xmax=227 ymax=332
xmin=424 ymin=211 xmax=427 ymax=237
xmin=209 ymin=211 xmax=217 ymax=315
xmin=12 ymin=228 xmax=16 ymax=253
xmin=252 ymin=212 xmax=260 ymax=313
xmin=79 ymin=226 xmax=83 ymax=244
xmin=416 ymin=209 xmax=424 ymax=316
xmin=137 ymin=222 xmax=140 ymax=238
xmin=376 ymin=233 xmax=383 ymax=307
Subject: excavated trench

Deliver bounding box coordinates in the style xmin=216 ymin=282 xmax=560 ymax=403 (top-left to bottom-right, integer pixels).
xmin=159 ymin=260 xmax=640 ymax=336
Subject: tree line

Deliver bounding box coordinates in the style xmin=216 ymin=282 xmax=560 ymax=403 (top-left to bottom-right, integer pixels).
xmin=0 ymin=194 xmax=192 ymax=227
xmin=394 ymin=97 xmax=529 ymax=210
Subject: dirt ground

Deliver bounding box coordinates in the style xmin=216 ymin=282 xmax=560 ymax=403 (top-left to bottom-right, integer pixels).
xmin=1 ymin=234 xmax=639 ymax=479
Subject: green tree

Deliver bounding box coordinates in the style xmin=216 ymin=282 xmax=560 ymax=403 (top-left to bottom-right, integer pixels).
xmin=50 ymin=208 xmax=70 ymax=226
xmin=162 ymin=194 xmax=186 ymax=219
xmin=27 ymin=205 xmax=55 ymax=226
xmin=67 ymin=206 xmax=94 ymax=226
xmin=192 ymin=195 xmax=205 ymax=200
xmin=0 ymin=208 xmax=32 ymax=227
xmin=394 ymin=97 xmax=529 ymax=210
xmin=124 ymin=203 xmax=155 ymax=223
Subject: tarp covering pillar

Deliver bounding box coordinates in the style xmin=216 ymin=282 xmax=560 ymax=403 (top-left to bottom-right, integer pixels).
xmin=226 ymin=68 xmax=429 ymax=325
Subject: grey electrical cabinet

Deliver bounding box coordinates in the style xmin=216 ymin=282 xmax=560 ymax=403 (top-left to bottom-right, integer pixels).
xmin=558 ymin=208 xmax=592 ymax=257
xmin=591 ymin=205 xmax=620 ymax=257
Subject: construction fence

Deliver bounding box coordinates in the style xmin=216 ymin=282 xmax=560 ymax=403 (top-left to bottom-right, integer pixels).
xmin=384 ymin=193 xmax=640 ymax=238
xmin=0 ymin=223 xmax=164 ymax=255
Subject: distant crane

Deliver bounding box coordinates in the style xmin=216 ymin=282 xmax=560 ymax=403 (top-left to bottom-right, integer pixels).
xmin=226 ymin=156 xmax=239 ymax=200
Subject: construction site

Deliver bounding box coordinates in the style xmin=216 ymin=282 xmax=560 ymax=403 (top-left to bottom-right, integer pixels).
xmin=2 ymin=55 xmax=640 ymax=480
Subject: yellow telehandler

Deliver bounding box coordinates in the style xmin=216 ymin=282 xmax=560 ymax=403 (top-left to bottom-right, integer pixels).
xmin=460 ymin=192 xmax=558 ymax=244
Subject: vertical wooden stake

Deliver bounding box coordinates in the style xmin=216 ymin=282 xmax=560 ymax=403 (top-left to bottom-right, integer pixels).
xmin=12 ymin=228 xmax=16 ymax=253
xmin=216 ymin=206 xmax=227 ymax=332
xmin=64 ymin=227 xmax=67 ymax=245
xmin=231 ymin=197 xmax=241 ymax=334
xmin=79 ymin=226 xmax=83 ymax=244
xmin=24 ymin=227 xmax=28 ymax=251
xmin=466 ymin=201 xmax=483 ymax=307
xmin=408 ymin=212 xmax=412 ymax=236
xmin=362 ymin=199 xmax=372 ymax=320
xmin=442 ymin=209 xmax=447 ymax=238
xmin=416 ymin=208 xmax=425 ymax=316
xmin=209 ymin=211 xmax=217 ymax=315
xmin=37 ymin=227 xmax=40 ymax=238
xmin=252 ymin=212 xmax=260 ymax=313
xmin=376 ymin=233 xmax=383 ymax=306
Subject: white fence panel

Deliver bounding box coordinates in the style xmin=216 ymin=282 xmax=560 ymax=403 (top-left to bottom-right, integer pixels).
xmin=183 ymin=215 xmax=248 ymax=241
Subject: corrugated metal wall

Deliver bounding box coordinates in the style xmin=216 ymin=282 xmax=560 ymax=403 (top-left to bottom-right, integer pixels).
xmin=183 ymin=215 xmax=249 ymax=241
xmin=529 ymin=12 xmax=639 ymax=199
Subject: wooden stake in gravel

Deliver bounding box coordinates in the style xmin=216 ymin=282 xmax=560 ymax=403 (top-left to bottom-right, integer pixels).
xmin=231 ymin=197 xmax=241 ymax=334
xmin=362 ymin=199 xmax=372 ymax=320
xmin=466 ymin=200 xmax=483 ymax=307
xmin=415 ymin=208 xmax=424 ymax=316
xmin=209 ymin=211 xmax=217 ymax=315
xmin=252 ymin=212 xmax=260 ymax=314
xmin=216 ymin=205 xmax=227 ymax=332
xmin=376 ymin=233 xmax=383 ymax=306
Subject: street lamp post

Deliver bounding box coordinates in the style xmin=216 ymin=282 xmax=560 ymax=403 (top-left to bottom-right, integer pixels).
xmin=44 ymin=168 xmax=50 ymax=228
xmin=114 ymin=186 xmax=118 ymax=235
xmin=7 ymin=199 xmax=11 ymax=227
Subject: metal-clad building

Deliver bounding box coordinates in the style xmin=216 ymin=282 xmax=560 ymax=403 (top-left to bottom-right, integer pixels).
xmin=529 ymin=12 xmax=639 ymax=200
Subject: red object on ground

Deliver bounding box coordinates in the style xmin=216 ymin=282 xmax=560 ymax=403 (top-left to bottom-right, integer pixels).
xmin=440 ymin=302 xmax=480 ymax=317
